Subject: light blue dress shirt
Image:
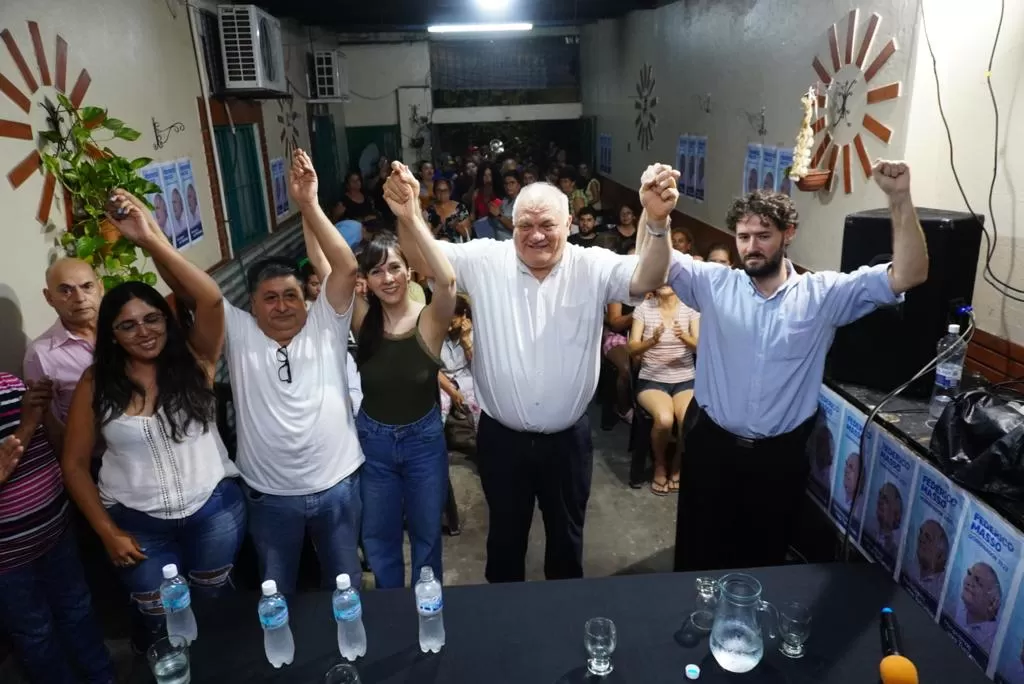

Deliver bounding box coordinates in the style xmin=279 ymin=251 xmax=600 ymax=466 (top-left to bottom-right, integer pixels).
xmin=668 ymin=254 xmax=904 ymax=438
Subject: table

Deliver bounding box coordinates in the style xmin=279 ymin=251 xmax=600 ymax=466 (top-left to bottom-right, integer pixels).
xmin=139 ymin=563 xmax=990 ymax=683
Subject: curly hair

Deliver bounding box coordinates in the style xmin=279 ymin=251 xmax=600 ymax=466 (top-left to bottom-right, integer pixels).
xmin=725 ymin=190 xmax=799 ymax=233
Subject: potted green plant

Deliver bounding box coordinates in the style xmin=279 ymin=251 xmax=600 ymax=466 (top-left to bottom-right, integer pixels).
xmin=40 ymin=93 xmax=160 ymax=289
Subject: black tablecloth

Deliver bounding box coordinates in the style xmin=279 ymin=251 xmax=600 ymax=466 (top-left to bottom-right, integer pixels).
xmin=134 ymin=563 xmax=989 ymax=683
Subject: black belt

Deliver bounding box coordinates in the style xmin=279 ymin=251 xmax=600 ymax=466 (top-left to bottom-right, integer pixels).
xmin=692 ymin=406 xmax=818 ymax=450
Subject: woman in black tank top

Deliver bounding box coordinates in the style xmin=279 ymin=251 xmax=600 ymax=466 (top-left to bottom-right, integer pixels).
xmin=348 ymin=165 xmax=458 ymax=589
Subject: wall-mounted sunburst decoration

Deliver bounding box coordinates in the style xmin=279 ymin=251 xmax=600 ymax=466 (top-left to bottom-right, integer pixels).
xmin=277 ymin=97 xmax=300 ymax=158
xmin=633 ymin=63 xmax=658 ymax=151
xmin=0 ymin=21 xmax=92 ymax=223
xmin=808 ymin=10 xmax=901 ymax=195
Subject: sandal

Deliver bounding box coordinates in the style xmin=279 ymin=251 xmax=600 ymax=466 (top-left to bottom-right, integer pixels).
xmin=669 ymin=477 xmax=680 ymax=493
xmin=650 ymin=479 xmax=670 ymax=496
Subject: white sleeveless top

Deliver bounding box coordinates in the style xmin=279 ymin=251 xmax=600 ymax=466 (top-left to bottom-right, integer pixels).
xmin=98 ymin=411 xmax=238 ymax=520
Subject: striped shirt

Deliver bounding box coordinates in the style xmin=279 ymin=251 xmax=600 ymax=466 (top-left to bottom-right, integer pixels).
xmin=635 ymin=298 xmax=698 ymax=383
xmin=0 ymin=373 xmax=69 ymax=573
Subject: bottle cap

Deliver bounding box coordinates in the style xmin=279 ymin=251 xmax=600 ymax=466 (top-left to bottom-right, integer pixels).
xmin=685 ymin=663 xmax=701 ymax=679
xmin=336 ymin=573 xmax=351 ymax=591
xmin=162 ymin=564 xmax=178 ymax=580
xmin=948 ymin=324 xmax=960 ymax=334
xmin=419 ymin=566 xmax=434 ymax=582
xmin=261 ymin=580 xmax=278 ymax=597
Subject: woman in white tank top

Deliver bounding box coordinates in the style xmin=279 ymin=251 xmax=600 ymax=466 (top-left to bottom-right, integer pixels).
xmin=61 ymin=191 xmax=244 ymax=651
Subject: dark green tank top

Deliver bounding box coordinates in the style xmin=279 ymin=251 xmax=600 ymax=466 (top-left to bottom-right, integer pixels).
xmin=358 ymin=321 xmax=442 ymax=425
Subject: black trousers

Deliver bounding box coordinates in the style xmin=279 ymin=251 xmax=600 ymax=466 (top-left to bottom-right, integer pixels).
xmin=674 ymin=406 xmax=818 ymax=572
xmin=477 ymin=412 xmax=594 ymax=583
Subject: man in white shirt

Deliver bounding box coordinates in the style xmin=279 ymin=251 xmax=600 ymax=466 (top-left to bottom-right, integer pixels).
xmin=954 ymin=561 xmax=1002 ymax=655
xmin=398 ymin=165 xmax=677 ymax=582
xmin=905 ymin=518 xmax=950 ymax=602
xmin=224 ymin=150 xmax=364 ymax=592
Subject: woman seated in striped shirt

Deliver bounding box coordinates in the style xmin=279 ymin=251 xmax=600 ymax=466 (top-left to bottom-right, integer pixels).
xmin=628 ymin=285 xmax=700 ymax=495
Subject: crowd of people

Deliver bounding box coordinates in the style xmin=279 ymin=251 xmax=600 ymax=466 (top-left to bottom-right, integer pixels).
xmin=0 ymin=135 xmax=929 ymax=683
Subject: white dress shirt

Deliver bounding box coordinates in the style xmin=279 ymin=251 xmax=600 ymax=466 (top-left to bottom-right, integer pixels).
xmin=438 ymin=239 xmax=638 ymax=433
xmin=954 ymin=601 xmax=998 ymax=655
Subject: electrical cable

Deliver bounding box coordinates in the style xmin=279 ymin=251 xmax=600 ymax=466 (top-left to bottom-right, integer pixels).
xmin=919 ymin=0 xmax=1023 ymax=302
xmin=840 ymin=307 xmax=976 ymax=561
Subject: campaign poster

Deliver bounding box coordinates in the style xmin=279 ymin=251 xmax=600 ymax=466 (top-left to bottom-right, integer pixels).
xmin=176 ymin=159 xmax=204 ymax=244
xmin=695 ymin=136 xmax=707 ymax=203
xmin=271 ymin=157 xmax=289 ymax=219
xmin=760 ymin=146 xmax=778 ymax=193
xmin=992 ymin=571 xmax=1024 ymax=682
xmin=160 ymin=162 xmax=190 ymax=250
xmin=139 ymin=164 xmax=168 ymax=242
xmin=743 ymin=144 xmax=762 ymax=195
xmin=939 ymin=500 xmax=1023 ymax=671
xmin=776 ymin=147 xmax=794 ymax=197
xmin=685 ymin=135 xmax=698 ymax=199
xmin=829 ymin=406 xmax=877 ymax=541
xmin=676 ymin=135 xmax=690 ymax=198
xmin=860 ymin=433 xmax=919 ymax=576
xmin=598 ymin=134 xmax=612 ymax=175
xmin=899 ymin=462 xmax=968 ymax=618
xmin=808 ymin=386 xmax=844 ymax=509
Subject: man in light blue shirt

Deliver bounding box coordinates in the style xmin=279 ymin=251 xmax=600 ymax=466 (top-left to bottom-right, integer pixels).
xmin=642 ymin=160 xmax=929 ymax=572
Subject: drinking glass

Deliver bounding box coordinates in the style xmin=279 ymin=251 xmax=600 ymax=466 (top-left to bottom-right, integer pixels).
xmin=325 ymin=662 xmax=362 ymax=683
xmin=778 ymin=601 xmax=812 ymax=658
xmin=147 ymin=635 xmax=190 ymax=684
xmin=691 ymin=576 xmax=717 ymax=632
xmin=584 ymin=617 xmax=617 ymax=676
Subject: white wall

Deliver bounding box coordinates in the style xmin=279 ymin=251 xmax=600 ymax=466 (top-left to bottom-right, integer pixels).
xmin=582 ymin=0 xmax=1024 ymax=343
xmin=0 ymin=0 xmax=222 ymax=371
xmin=340 ymin=42 xmax=431 ymax=129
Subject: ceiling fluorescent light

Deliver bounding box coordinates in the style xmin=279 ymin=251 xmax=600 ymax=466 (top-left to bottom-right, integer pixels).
xmin=427 ymin=23 xmax=533 ymax=34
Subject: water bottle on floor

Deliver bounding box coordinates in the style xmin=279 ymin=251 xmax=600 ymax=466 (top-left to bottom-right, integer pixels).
xmin=415 ymin=566 xmax=445 ymax=653
xmin=258 ymin=580 xmax=294 ymax=668
xmin=159 ymin=564 xmax=197 ymax=644
xmin=333 ymin=573 xmax=367 ymax=661
xmin=929 ymin=324 xmax=965 ymax=419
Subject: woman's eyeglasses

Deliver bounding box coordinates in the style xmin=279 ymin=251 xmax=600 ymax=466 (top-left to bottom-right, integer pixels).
xmin=276 ymin=347 xmax=292 ymax=384
xmin=113 ymin=312 xmax=166 ymax=336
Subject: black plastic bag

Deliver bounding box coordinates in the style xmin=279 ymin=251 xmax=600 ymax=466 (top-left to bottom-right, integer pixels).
xmin=929 ymin=388 xmax=1024 ymax=499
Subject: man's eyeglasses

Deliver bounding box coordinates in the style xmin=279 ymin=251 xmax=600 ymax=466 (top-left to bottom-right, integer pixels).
xmin=113 ymin=312 xmax=166 ymax=336
xmin=276 ymin=347 xmax=292 ymax=384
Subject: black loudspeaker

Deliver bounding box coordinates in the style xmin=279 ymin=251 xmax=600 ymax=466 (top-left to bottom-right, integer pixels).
xmin=826 ymin=208 xmax=983 ymax=398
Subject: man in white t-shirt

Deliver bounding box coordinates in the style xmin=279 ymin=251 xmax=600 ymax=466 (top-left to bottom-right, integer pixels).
xmin=224 ymin=150 xmax=364 ymax=592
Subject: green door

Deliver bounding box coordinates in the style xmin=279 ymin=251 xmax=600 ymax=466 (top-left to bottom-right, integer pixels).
xmin=310 ymin=114 xmax=342 ymax=207
xmin=214 ymin=124 xmax=270 ymax=254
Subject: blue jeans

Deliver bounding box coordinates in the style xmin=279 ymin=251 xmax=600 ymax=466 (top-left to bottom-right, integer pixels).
xmin=106 ymin=478 xmax=246 ymax=640
xmin=0 ymin=528 xmax=115 ymax=684
xmin=243 ymin=471 xmax=362 ymax=593
xmin=357 ymin=407 xmax=448 ymax=589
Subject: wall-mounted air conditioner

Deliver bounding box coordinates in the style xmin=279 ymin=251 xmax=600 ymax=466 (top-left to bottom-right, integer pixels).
xmin=309 ymin=50 xmax=349 ymax=102
xmin=218 ymin=4 xmax=286 ymax=95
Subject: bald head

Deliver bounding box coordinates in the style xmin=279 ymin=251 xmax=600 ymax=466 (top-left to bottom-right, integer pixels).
xmin=44 ymin=258 xmax=102 ymax=329
xmin=512 ymin=182 xmax=570 ymax=226
xmin=511 ymin=182 xmax=573 ymax=279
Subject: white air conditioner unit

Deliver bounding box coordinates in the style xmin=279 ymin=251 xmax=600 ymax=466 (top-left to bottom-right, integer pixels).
xmin=310 ymin=50 xmax=349 ymax=102
xmin=218 ymin=4 xmax=286 ymax=95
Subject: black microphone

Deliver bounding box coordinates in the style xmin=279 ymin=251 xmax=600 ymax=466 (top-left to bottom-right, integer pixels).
xmin=880 ymin=607 xmax=903 ymax=657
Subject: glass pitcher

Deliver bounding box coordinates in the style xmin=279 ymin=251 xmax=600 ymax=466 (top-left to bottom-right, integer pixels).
xmin=709 ymin=574 xmax=778 ymax=673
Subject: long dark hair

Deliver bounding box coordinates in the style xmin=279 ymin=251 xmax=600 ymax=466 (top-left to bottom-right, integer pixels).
xmin=93 ymin=282 xmax=215 ymax=441
xmin=355 ymin=232 xmax=408 ymax=368
xmin=476 ymin=162 xmax=501 ymax=199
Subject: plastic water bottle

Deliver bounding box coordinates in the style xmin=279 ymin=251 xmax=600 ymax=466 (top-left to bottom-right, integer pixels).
xmin=258 ymin=580 xmax=294 ymax=668
xmin=929 ymin=324 xmax=965 ymax=418
xmin=159 ymin=564 xmax=197 ymax=644
xmin=415 ymin=566 xmax=445 ymax=653
xmin=333 ymin=573 xmax=367 ymax=661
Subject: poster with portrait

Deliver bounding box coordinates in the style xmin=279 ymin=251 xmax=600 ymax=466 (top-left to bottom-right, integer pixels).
xmin=829 ymin=406 xmax=877 ymax=541
xmin=743 ymin=144 xmax=762 ymax=195
xmin=991 ymin=570 xmax=1024 ymax=682
xmin=685 ymin=136 xmax=698 ymax=199
xmin=598 ymin=134 xmax=612 ymax=175
xmin=860 ymin=433 xmax=919 ymax=576
xmin=139 ymin=164 xmax=168 ymax=242
xmin=899 ymin=462 xmax=968 ymax=618
xmin=760 ymin=146 xmax=778 ymax=193
xmin=808 ymin=386 xmax=844 ymax=509
xmin=939 ymin=500 xmax=1023 ymax=671
xmin=270 ymin=157 xmax=289 ymax=219
xmin=676 ymin=135 xmax=690 ymax=198
xmin=776 ymin=147 xmax=794 ymax=197
xmin=159 ymin=162 xmax=190 ymax=250
xmin=695 ymin=136 xmax=707 ymax=203
xmin=175 ymin=159 xmax=203 ymax=245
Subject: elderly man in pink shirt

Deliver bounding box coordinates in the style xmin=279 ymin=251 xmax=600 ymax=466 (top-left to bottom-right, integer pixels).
xmin=23 ymin=258 xmax=101 ymax=454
